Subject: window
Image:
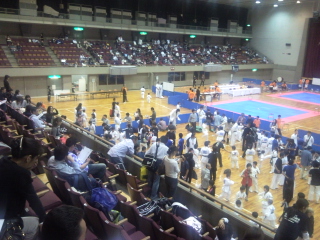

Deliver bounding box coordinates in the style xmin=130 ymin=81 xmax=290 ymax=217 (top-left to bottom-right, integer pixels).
xmin=193 ymin=71 xmax=210 ymax=79
xmin=117 ymin=75 xmax=124 ymax=85
xmin=108 ymin=75 xmax=124 ymax=85
xmin=98 ymin=75 xmax=107 ymax=85
xmin=168 ymin=72 xmax=186 ymax=82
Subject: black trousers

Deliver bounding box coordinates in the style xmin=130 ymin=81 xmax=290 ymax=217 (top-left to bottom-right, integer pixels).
xmin=190 ymin=122 xmax=196 ymax=130
xmin=123 ymin=94 xmax=128 ymax=102
xmin=217 ymin=153 xmax=222 ymax=167
xmin=200 ymin=80 xmax=205 ymax=86
xmin=210 ymin=168 xmax=217 ymax=183
xmin=277 ymin=128 xmax=282 ymax=136
xmin=242 ymin=184 xmax=250 ymax=198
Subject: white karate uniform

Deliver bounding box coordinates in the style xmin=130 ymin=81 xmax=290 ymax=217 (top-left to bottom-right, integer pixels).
xmin=114 ymin=116 xmax=121 ymax=131
xmin=221 ymin=116 xmax=228 ymax=130
xmin=216 ymin=130 xmax=225 ymax=142
xmin=237 ymin=125 xmax=244 ymax=142
xmin=279 ymin=157 xmax=288 ymax=186
xmin=263 ymin=204 xmax=276 ymax=228
xmin=169 ymin=109 xmax=180 ymax=126
xmin=89 ymin=124 xmax=95 ymax=134
xmin=235 ymin=190 xmax=247 ymax=208
xmin=200 ymin=146 xmax=211 ymax=169
xmin=230 ymin=150 xmax=239 ymax=169
xmin=265 ymin=137 xmax=274 ymax=155
xmin=159 ymin=85 xmax=163 ymax=98
xmin=176 ymin=104 xmax=181 ymax=109
xmin=250 ymin=166 xmax=260 ymax=192
xmin=140 ymin=87 xmax=145 ymax=98
xmin=114 ymin=105 xmax=121 ymax=119
xmin=259 ymin=191 xmax=273 ymax=215
xmin=291 ymin=133 xmax=298 ymax=146
xmin=202 ymin=123 xmax=209 ymax=141
xmin=197 ymin=109 xmax=206 ymax=126
xmin=270 ymin=150 xmax=278 ymax=173
xmin=260 ymin=135 xmax=268 ymax=152
xmin=245 ymin=148 xmax=256 ymax=166
xmin=230 ymin=123 xmax=239 ymax=146
xmin=147 ymin=94 xmax=152 ymax=103
xmin=156 ymin=84 xmax=161 ymax=97
xmin=219 ymin=178 xmax=234 ymax=201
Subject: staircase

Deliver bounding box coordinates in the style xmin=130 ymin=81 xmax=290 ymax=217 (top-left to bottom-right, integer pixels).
xmin=45 ymin=46 xmax=61 ymax=66
xmin=1 ymin=46 xmax=18 ymax=67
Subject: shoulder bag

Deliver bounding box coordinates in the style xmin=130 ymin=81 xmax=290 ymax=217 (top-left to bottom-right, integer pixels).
xmin=142 ymin=144 xmax=160 ymax=172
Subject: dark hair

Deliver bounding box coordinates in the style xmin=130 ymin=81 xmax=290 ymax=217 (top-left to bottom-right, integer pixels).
xmin=242 ymin=227 xmax=264 ymax=240
xmin=66 ymin=137 xmax=78 ymax=148
xmin=76 ymin=103 xmax=82 ymax=111
xmin=4 ymin=75 xmax=9 ymax=80
xmin=54 ymin=144 xmax=69 ymax=161
xmin=167 ymin=146 xmax=178 ymax=155
xmin=10 ymin=137 xmax=44 ymax=159
xmin=16 ymin=96 xmax=23 ymax=104
xmin=52 ymin=117 xmax=62 ymax=127
xmin=160 ymin=136 xmax=168 ymax=144
xmin=141 ymin=146 xmax=146 ymax=151
xmin=252 ymin=212 xmax=258 ymax=218
xmin=36 ymin=102 xmax=43 ymax=108
xmin=14 ymin=90 xmax=20 ymax=95
xmin=223 ymin=169 xmax=231 ymax=177
xmin=264 ymin=185 xmax=269 ymax=191
xmin=312 ymin=161 xmax=320 ymax=168
xmin=236 ymin=200 xmax=241 ymax=205
xmin=297 ymin=192 xmax=305 ymax=199
xmin=240 ymin=186 xmax=245 ymax=191
xmin=25 ymin=95 xmax=31 ymax=101
xmin=246 ymin=163 xmax=252 ymax=168
xmin=41 ymin=205 xmax=84 ymax=240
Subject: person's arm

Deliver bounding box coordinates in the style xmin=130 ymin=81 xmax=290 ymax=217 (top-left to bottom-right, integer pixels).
xmin=79 ymin=158 xmax=90 ymax=170
xmin=25 ymin=183 xmax=46 ymax=222
xmin=53 ymin=108 xmax=59 ymax=116
xmin=67 ymin=155 xmax=82 ymax=172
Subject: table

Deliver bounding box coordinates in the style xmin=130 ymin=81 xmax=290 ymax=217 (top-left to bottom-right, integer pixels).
xmin=201 ymin=92 xmax=222 ymax=101
xmin=229 ymin=88 xmax=261 ymax=97
xmin=56 ymin=90 xmax=122 ymax=101
xmin=210 ymin=85 xmax=241 ymax=94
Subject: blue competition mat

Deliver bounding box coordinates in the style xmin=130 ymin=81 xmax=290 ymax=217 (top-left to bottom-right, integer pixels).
xmin=278 ymin=92 xmax=320 ymax=104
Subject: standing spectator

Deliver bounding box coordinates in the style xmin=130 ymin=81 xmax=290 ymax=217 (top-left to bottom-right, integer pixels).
xmin=196 ymin=87 xmax=201 ymax=102
xmin=213 ymin=140 xmax=226 ymax=168
xmin=206 ymin=109 xmax=213 ymax=132
xmin=277 ymin=115 xmax=282 ymax=136
xmin=188 ymin=90 xmax=195 ymax=101
xmin=186 ymin=133 xmax=198 ymax=152
xmin=270 ymin=152 xmax=284 ymax=189
xmin=208 ymin=145 xmax=219 ymax=182
xmin=303 ymin=131 xmax=314 ymax=148
xmin=282 ymin=159 xmax=297 ymax=204
xmin=300 ymin=146 xmax=312 ymax=179
xmin=193 ymin=75 xmax=197 ymax=87
xmin=253 ymin=116 xmax=261 ymax=128
xmin=122 ymin=85 xmax=128 ymax=102
xmin=169 ymin=109 xmax=180 ymax=126
xmin=166 ymin=126 xmax=176 ymax=146
xmin=184 ymin=148 xmax=195 ymax=184
xmin=200 ymin=74 xmax=205 ymax=86
xmin=188 ymin=109 xmax=197 ymax=130
xmin=178 ymin=133 xmax=184 ymax=155
xmin=201 ymin=163 xmax=211 ymax=191
xmin=145 ymin=136 xmax=169 ymax=199
xmin=306 ymin=208 xmax=314 ymax=238
xmin=3 ymin=75 xmax=12 ymax=92
xmin=150 ymin=107 xmax=156 ymax=125
xmin=47 ymin=86 xmax=52 ymax=103
xmin=107 ymin=136 xmax=138 ymax=170
xmin=308 ymin=161 xmax=320 ymax=203
xmin=236 ymin=113 xmax=246 ymax=125
xmin=46 ymin=106 xmax=59 ymax=124
xmin=163 ymin=146 xmax=180 ymax=198
xmin=240 ymin=163 xmax=253 ymax=201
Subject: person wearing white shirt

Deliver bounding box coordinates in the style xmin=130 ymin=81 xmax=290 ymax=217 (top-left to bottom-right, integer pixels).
xmin=303 ymin=131 xmax=314 ymax=148
xmin=259 ymin=185 xmax=273 ymax=215
xmin=230 ymin=146 xmax=239 ymax=169
xmin=107 ymin=136 xmax=138 ymax=170
xmin=114 ymin=103 xmax=121 ymax=119
xmin=235 ymin=186 xmax=247 ymax=208
xmin=147 ymin=93 xmax=152 ymax=103
xmin=88 ymin=120 xmax=95 ymax=134
xmin=221 ymin=114 xmax=228 ymax=130
xmin=216 ymin=126 xmax=225 ymax=142
xmin=260 ymin=132 xmax=269 ymax=153
xmin=169 ymin=109 xmax=180 ymax=126
xmin=176 ymin=102 xmax=181 ymax=110
xmin=291 ymin=129 xmax=299 ymax=146
xmin=265 ymin=135 xmax=275 ymax=156
xmin=186 ymin=134 xmax=198 ymax=152
xmin=219 ymin=169 xmax=234 ymax=202
xmin=140 ymin=86 xmax=145 ymax=99
xmin=263 ymin=199 xmax=276 ymax=228
xmin=250 ymin=161 xmax=260 ymax=193
xmin=159 ymin=83 xmax=164 ymax=98
xmin=114 ymin=114 xmax=121 ymax=131
xmin=156 ymin=82 xmax=161 ymax=98
xmin=200 ymin=141 xmax=211 ymax=168
xmin=164 ymin=146 xmax=181 ymax=198
xmin=230 ymin=122 xmax=239 ymax=146
xmin=30 ymin=107 xmax=50 ymax=131
xmin=245 ymin=146 xmax=256 ymax=166
xmin=145 ymin=136 xmax=169 ymax=199
xmin=197 ymin=106 xmax=206 ymax=126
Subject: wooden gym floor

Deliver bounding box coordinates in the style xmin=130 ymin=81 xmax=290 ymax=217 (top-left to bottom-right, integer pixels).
xmin=34 ymin=84 xmax=320 ymax=238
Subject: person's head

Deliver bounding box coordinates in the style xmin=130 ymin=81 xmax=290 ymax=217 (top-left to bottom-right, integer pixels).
xmin=191 ymin=133 xmax=196 ymax=139
xmin=288 ymin=159 xmax=294 ymax=166
xmin=92 ymin=109 xmax=96 ymax=112
xmin=103 ymin=114 xmax=107 ymax=118
xmin=16 ymin=96 xmax=23 ymax=104
xmin=252 ymin=212 xmax=258 ymax=218
xmin=52 ymin=117 xmax=62 ymax=127
xmin=192 ymin=109 xmax=196 ymax=113
xmin=89 ymin=120 xmax=93 ymax=125
xmin=256 ymin=116 xmax=259 ymax=119
xmin=224 ymin=169 xmax=231 ymax=178
xmin=179 ymin=133 xmax=183 ymax=138
xmin=130 ymin=135 xmax=138 ymax=144
xmin=264 ymin=185 xmax=269 ymax=193
xmin=240 ymin=186 xmax=245 ymax=193
xmin=235 ymin=200 xmax=241 ymax=208
xmin=61 ymin=115 xmax=67 ymax=120
xmin=54 ymin=144 xmax=69 ymax=161
xmin=204 ymin=141 xmax=210 ymax=147
xmin=15 ymin=89 xmax=20 ymax=95
xmin=167 ymin=146 xmax=178 ymax=156
xmin=218 ymin=126 xmax=223 ymax=131
xmin=242 ymin=227 xmax=264 ymax=240
xmin=188 ymin=148 xmax=194 ymax=154
xmin=151 ymin=107 xmax=154 ymax=111
xmin=246 ymin=163 xmax=252 ymax=170
xmin=312 ymin=161 xmax=320 ymax=168
xmin=10 ymin=137 xmax=44 ymax=170
xmin=91 ymin=113 xmax=96 ymax=118
xmin=36 ymin=102 xmax=43 ymax=109
xmin=307 ymin=131 xmax=311 ymax=136
xmin=126 ymin=113 xmax=130 ymax=117
xmin=41 ymin=205 xmax=86 ymax=240
xmin=294 ymin=129 xmax=298 ymax=134
xmin=148 ymin=93 xmax=150 ymax=95
xmin=297 ymin=192 xmax=305 ymax=199
xmin=141 ymin=146 xmax=147 ymax=152
xmin=231 ymin=146 xmax=236 ymax=151
xmin=31 ymin=107 xmax=39 ymax=115
xmin=278 ymin=115 xmax=281 ymax=118
xmin=160 ymin=136 xmax=168 ymax=144
xmin=295 ymin=198 xmax=309 ymax=213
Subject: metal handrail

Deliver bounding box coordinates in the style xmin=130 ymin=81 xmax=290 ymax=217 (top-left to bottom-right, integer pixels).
xmin=60 ymin=116 xmax=275 ymax=234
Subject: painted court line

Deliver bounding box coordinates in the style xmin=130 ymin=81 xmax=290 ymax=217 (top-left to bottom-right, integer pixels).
xmin=268 ymin=91 xmax=320 ymax=106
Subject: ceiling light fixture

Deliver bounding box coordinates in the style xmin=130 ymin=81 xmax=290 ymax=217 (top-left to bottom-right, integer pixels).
xmin=297 ymin=0 xmax=301 ymax=3
xmin=255 ymin=0 xmax=261 ymax=3
xmin=278 ymin=0 xmax=283 ymax=1
xmin=274 ymin=4 xmax=279 ymax=7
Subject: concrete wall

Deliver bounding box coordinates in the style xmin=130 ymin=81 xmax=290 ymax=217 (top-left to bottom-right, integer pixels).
xmin=248 ymin=3 xmax=313 ymax=82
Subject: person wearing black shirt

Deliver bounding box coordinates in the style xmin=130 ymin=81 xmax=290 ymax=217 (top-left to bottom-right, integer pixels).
xmin=208 ymin=145 xmax=218 ymax=182
xmin=246 ymin=115 xmax=254 ymax=126
xmin=150 ymin=122 xmax=159 ymax=138
xmin=0 ymin=87 xmax=7 ymax=111
xmin=200 ymin=74 xmax=205 ymax=87
xmin=213 ymin=140 xmax=226 ymax=167
xmin=275 ymin=198 xmax=309 ymax=240
xmin=3 ymin=74 xmax=12 ymax=92
xmin=46 ymin=106 xmax=59 ymax=124
xmin=111 ymin=98 xmax=116 ymax=117
xmin=47 ymin=86 xmax=52 ymax=103
xmin=206 ymin=110 xmax=213 ymax=132
xmin=184 ymin=149 xmax=195 ymax=183
xmin=242 ymin=131 xmax=255 ymax=158
xmin=241 ymin=124 xmax=251 ymax=152
xmin=166 ymin=127 xmax=176 ymax=146
xmin=0 ymin=137 xmax=46 ymax=240
xmin=196 ymin=87 xmax=201 ymax=102
xmin=193 ymin=75 xmax=197 ymax=88
xmin=308 ymin=161 xmax=320 ymax=203
xmin=122 ymin=85 xmax=128 ymax=102
xmin=270 ymin=152 xmax=283 ymax=189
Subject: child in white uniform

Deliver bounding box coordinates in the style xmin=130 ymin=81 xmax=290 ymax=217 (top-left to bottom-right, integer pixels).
xmin=245 ymin=146 xmax=256 ymax=166
xmin=259 ymin=185 xmax=273 ymax=215
xmin=200 ymin=141 xmax=211 ymax=169
xmin=250 ymin=161 xmax=260 ymax=193
xmin=230 ymin=146 xmax=239 ymax=169
xmin=140 ymin=86 xmax=145 ymax=98
xmin=263 ymin=199 xmax=276 ymax=228
xmin=219 ymin=169 xmax=234 ymax=202
xmin=216 ymin=126 xmax=225 ymax=142
xmin=147 ymin=93 xmax=152 ymax=103
xmin=260 ymin=132 xmax=269 ymax=153
xmin=235 ymin=186 xmax=247 ymax=208
xmin=114 ymin=114 xmax=121 ymax=131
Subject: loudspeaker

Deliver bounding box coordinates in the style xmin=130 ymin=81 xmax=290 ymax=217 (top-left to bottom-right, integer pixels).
xmin=286 ymin=43 xmax=291 ymax=47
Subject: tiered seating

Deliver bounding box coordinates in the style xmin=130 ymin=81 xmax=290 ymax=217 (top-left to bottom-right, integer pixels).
xmin=0 ymin=48 xmax=11 ymax=67
xmin=11 ymin=38 xmax=55 ymax=67
xmin=49 ymin=40 xmax=90 ymax=66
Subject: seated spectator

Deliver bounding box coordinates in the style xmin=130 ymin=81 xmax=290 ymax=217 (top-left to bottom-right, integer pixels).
xmin=242 ymin=226 xmax=264 ymax=240
xmin=23 ymin=105 xmax=33 ymax=117
xmin=30 ymin=107 xmax=50 ymax=131
xmin=51 ymin=117 xmax=63 ymax=139
xmin=0 ymin=137 xmax=46 ymax=240
xmin=46 ymin=106 xmax=59 ymax=124
xmin=66 ymin=137 xmax=106 ymax=180
xmin=25 ymin=95 xmax=32 ymax=105
xmin=41 ymin=205 xmax=86 ymax=240
xmin=11 ymin=96 xmax=26 ymax=110
xmin=157 ymin=118 xmax=167 ymax=131
xmin=137 ymin=146 xmax=147 ymax=159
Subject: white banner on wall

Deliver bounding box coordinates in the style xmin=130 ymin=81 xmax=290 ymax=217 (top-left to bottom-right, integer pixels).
xmin=312 ymin=78 xmax=320 ymax=86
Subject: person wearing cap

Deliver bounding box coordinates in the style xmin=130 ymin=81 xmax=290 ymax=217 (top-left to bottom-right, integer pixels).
xmin=188 ymin=109 xmax=197 ymax=130
xmin=145 ymin=136 xmax=169 ymax=199
xmin=200 ymin=141 xmax=211 ymax=168
xmin=107 ymin=135 xmax=138 ymax=170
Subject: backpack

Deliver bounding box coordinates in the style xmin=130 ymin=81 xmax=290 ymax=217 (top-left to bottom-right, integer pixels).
xmin=91 ymin=187 xmax=118 ymax=215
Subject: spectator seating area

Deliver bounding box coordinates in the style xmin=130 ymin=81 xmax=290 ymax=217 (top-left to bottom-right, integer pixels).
xmin=0 ymin=47 xmax=11 ymax=67
xmin=49 ymin=39 xmax=91 ymax=66
xmin=11 ymin=38 xmax=55 ymax=67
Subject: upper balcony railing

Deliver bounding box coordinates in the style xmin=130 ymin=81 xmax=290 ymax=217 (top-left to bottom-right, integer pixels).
xmin=0 ymin=7 xmax=252 ymax=36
